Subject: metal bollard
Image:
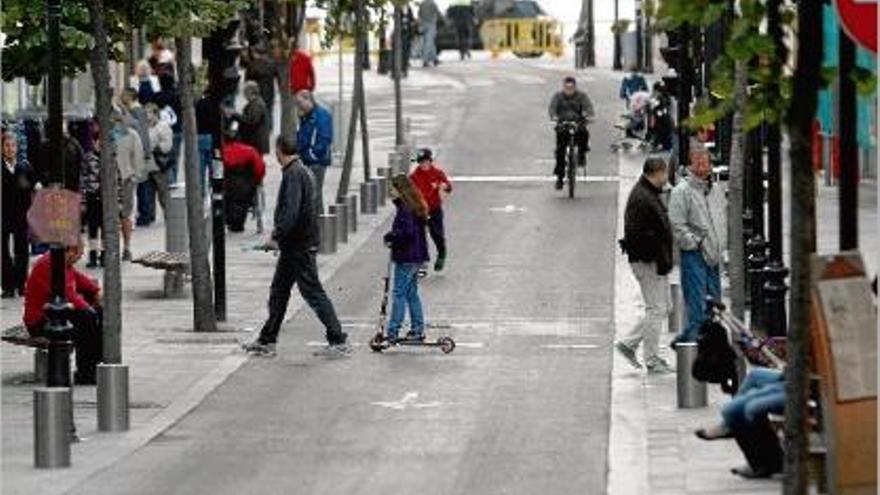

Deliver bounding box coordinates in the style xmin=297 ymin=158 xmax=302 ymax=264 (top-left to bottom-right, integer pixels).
xmin=164 ymin=187 xmax=187 ymax=297
xmin=346 ymin=194 xmax=358 ymax=233
xmin=329 ymin=204 xmax=349 ymax=244
xmin=34 ymin=348 xmax=48 ymax=384
xmin=360 ymin=182 xmax=378 ymax=214
xmin=34 ymin=387 xmax=70 ymax=468
xmin=668 ymin=282 xmax=684 ymax=333
xmin=676 ymin=343 xmax=707 ymax=408
xmin=376 ymin=173 xmax=389 ymax=207
xmin=97 ymin=364 xmax=129 ymax=432
xmin=318 ymin=214 xmax=338 ymax=254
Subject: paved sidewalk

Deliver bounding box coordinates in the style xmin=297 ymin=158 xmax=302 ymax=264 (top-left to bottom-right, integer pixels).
xmin=609 ymin=152 xmax=877 ymax=494
xmin=1 ymin=59 xmax=464 ymax=495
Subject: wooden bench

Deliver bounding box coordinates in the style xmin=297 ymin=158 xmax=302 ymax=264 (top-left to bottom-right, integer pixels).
xmin=132 ymin=251 xmax=189 ymax=272
xmin=2 ymin=325 xmax=49 ymax=382
xmin=133 ymin=251 xmax=190 ymax=297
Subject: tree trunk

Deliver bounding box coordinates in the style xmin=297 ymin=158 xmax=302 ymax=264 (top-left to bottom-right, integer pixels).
xmin=783 ymin=1 xmax=822 ymax=493
xmin=336 ymin=1 xmax=367 ymax=204
xmin=356 ymin=0 xmax=371 ymax=181
xmin=277 ymin=3 xmax=307 ymax=139
xmin=176 ymin=36 xmax=217 ymax=333
xmin=727 ymin=60 xmax=748 ymax=321
xmin=87 ymin=0 xmax=122 ymax=363
xmin=613 ymin=0 xmax=621 ymax=70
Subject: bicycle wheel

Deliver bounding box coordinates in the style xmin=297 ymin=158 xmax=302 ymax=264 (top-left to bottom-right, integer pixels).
xmin=567 ymin=145 xmax=576 ymax=198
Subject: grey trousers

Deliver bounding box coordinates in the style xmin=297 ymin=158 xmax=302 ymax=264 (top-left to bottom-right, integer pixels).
xmin=621 ymin=261 xmax=670 ymax=362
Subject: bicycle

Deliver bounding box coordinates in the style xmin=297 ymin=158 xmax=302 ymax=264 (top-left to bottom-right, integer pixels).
xmin=555 ymin=120 xmax=589 ymax=198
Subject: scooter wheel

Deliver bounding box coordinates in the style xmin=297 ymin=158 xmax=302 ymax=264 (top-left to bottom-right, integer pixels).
xmin=369 ymin=334 xmax=385 ymax=353
xmin=438 ymin=336 xmax=456 ymax=354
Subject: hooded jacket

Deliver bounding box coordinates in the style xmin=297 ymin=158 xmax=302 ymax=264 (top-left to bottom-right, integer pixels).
xmin=384 ymin=199 xmax=429 ymax=264
xmin=668 ymin=174 xmax=722 ymax=267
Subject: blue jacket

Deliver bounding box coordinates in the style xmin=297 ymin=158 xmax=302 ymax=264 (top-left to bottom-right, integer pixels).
xmin=384 ymin=199 xmax=429 ymax=264
xmin=297 ymin=105 xmax=333 ymax=167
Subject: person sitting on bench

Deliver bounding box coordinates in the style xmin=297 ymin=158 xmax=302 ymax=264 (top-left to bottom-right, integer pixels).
xmin=694 ymin=367 xmax=785 ymax=479
xmin=23 ymin=239 xmax=103 ymax=385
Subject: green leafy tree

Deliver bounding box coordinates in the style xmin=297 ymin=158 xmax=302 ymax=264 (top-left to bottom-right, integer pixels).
xmin=139 ymin=0 xmax=247 ymax=332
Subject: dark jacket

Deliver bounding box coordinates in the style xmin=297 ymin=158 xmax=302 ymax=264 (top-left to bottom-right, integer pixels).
xmin=621 ymin=176 xmax=673 ymax=275
xmin=384 ymin=199 xmax=429 ymax=264
xmin=36 ymin=136 xmax=83 ymax=192
xmin=297 ymin=105 xmax=333 ymax=167
xmin=272 ymin=158 xmax=319 ymax=251
xmin=548 ymin=90 xmax=595 ymax=123
xmin=237 ymin=96 xmax=270 ymax=154
xmin=2 ymin=158 xmax=37 ymax=230
xmin=196 ymin=94 xmax=223 ymax=150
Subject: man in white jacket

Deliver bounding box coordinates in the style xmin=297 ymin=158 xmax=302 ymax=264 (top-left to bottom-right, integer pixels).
xmin=112 ymin=111 xmax=145 ymax=261
xmin=668 ymin=144 xmax=722 ymax=346
xmin=145 ymin=103 xmax=172 ymax=218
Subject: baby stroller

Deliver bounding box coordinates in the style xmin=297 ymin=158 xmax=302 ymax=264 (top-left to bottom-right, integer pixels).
xmin=610 ymin=90 xmax=651 ymax=152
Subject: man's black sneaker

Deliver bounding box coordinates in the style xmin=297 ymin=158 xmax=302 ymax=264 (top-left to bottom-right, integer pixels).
xmin=1 ymin=290 xmax=15 ymax=299
xmin=555 ymin=177 xmax=564 ymax=190
xmin=404 ymin=331 xmax=426 ymax=342
xmin=434 ymin=256 xmax=446 ymax=272
xmin=578 ymin=155 xmax=587 ymax=167
xmin=242 ymin=340 xmax=276 ymax=357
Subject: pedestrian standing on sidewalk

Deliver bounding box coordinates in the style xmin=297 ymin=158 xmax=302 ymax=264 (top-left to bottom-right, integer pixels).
xmin=409 ymin=148 xmax=452 ymax=272
xmin=145 ymin=103 xmax=171 ymax=216
xmin=81 ymin=132 xmax=104 ymax=268
xmin=289 ymin=47 xmax=316 ymax=94
xmin=418 ymin=0 xmax=441 ymax=67
xmin=243 ymin=136 xmax=349 ymax=357
xmin=294 ymin=90 xmax=333 ymax=214
xmin=615 ymin=157 xmax=674 ymax=374
xmin=235 ymin=82 xmax=271 ymax=155
xmin=2 ymin=130 xmax=37 ymax=298
xmin=668 ymin=144 xmax=722 ymax=347
xmin=121 ymin=88 xmax=159 ymax=227
xmin=383 ymin=174 xmax=430 ymax=343
xmin=111 ymin=111 xmax=146 ymax=262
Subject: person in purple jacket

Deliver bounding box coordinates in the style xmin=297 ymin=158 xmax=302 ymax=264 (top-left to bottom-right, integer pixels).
xmin=383 ymin=174 xmax=430 ymax=343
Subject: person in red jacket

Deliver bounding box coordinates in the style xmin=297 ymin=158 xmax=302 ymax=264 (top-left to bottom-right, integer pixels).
xmin=222 ymin=126 xmax=266 ymax=232
xmin=23 ymin=240 xmax=103 ymax=385
xmin=289 ymin=48 xmax=316 ymax=94
xmin=409 ymin=148 xmax=453 ymax=272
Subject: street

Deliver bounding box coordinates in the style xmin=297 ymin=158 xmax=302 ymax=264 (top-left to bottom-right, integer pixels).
xmin=68 ymin=57 xmax=622 ymax=495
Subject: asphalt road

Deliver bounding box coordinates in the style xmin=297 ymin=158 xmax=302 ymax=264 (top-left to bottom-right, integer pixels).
xmin=71 ymin=57 xmax=624 ymax=495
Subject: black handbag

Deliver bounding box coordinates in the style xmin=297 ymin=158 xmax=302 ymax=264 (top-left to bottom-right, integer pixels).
xmin=691 ymin=318 xmax=740 ymax=394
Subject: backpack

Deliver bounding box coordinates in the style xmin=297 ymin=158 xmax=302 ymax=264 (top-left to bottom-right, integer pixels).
xmin=691 ymin=319 xmax=740 ymax=394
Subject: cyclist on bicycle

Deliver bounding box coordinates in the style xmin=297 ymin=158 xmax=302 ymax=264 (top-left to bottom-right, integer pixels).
xmin=549 ymin=76 xmax=595 ymax=190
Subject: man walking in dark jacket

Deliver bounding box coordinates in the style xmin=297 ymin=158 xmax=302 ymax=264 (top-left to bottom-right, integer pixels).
xmin=616 ymin=157 xmax=674 ymax=373
xmin=243 ymin=136 xmax=349 ymax=357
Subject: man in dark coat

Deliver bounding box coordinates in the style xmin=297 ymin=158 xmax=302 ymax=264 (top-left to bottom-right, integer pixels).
xmin=2 ymin=131 xmax=38 ymax=297
xmin=242 ymin=136 xmax=349 ymax=357
xmin=236 ymin=81 xmax=270 ymax=155
xmin=616 ymin=157 xmax=674 ymax=374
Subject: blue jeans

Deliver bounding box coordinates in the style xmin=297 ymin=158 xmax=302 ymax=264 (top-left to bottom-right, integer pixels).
xmin=721 ymin=368 xmax=785 ymax=430
xmin=421 ymin=22 xmax=438 ymax=65
xmin=136 ymin=180 xmax=156 ymax=225
xmin=387 ymin=262 xmax=424 ymax=339
xmin=198 ymin=134 xmax=213 ymax=195
xmin=678 ymin=250 xmax=721 ymax=342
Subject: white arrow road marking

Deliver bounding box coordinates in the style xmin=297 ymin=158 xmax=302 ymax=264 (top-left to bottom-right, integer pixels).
xmin=372 ymin=392 xmax=443 ymax=410
xmin=540 ymin=344 xmax=600 ymax=350
xmin=489 ymin=204 xmax=527 ymax=213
